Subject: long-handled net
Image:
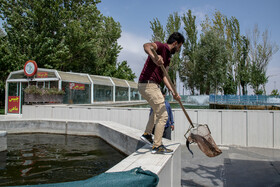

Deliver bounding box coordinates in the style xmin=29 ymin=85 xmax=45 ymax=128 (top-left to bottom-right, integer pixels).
xmin=151 ymin=47 xmax=222 ymax=157
xmin=184 ymin=124 xmax=222 ymax=157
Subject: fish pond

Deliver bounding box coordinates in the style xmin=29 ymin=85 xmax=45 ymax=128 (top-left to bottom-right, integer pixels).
xmin=0 ymin=133 xmax=126 ymax=186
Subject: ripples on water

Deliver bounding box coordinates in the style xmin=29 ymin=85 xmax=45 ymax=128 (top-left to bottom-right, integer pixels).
xmin=0 ymin=134 xmax=126 ymax=186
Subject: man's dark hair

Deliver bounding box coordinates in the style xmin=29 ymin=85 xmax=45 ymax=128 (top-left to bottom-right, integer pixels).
xmin=167 ymin=32 xmax=185 ymax=44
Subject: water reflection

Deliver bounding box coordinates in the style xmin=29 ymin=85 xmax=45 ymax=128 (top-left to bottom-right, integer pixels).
xmin=0 ymin=134 xmax=126 ymax=186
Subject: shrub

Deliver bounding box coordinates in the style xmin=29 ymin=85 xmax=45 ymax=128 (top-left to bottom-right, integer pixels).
xmin=24 ymin=86 xmax=65 ymax=95
xmin=24 ymin=85 xmax=42 ymax=95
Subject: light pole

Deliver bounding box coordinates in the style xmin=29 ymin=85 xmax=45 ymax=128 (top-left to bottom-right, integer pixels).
xmin=268 ymin=74 xmax=280 ymax=95
xmin=269 ymin=74 xmax=280 ymax=90
xmin=180 ymin=76 xmax=187 ymax=96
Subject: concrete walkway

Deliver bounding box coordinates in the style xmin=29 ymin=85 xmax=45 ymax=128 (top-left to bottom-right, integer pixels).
xmin=181 ymin=145 xmax=280 ymax=187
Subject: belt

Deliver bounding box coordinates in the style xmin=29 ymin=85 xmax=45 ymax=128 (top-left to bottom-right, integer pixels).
xmin=139 ymin=80 xmax=158 ymax=84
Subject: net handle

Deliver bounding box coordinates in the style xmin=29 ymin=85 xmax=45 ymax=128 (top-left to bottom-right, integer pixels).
xmin=151 ymin=47 xmax=194 ymax=128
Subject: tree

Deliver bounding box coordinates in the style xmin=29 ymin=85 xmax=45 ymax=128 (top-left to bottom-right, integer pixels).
xmin=250 ymin=62 xmax=267 ymax=95
xmin=237 ymin=36 xmax=250 ymax=95
xmin=166 ymin=12 xmax=181 ymax=37
xmin=227 ymin=17 xmax=240 ymax=95
xmin=0 ymin=0 xmax=136 ymax=105
xmin=103 ymin=61 xmax=136 ymax=81
xmin=149 ymin=10 xmax=279 ymax=96
xmin=181 ymin=10 xmax=198 ymax=95
xmin=197 ymin=11 xmax=253 ymax=95
xmin=150 ymin=18 xmax=165 ymax=43
xmin=225 ymin=17 xmax=251 ymax=95
xmin=196 ymin=30 xmax=228 ymax=94
xmin=165 ymin=12 xmax=181 ymax=86
xmin=0 ymin=0 xmax=134 ymax=76
xmin=212 ymin=13 xmax=241 ymax=95
xmin=0 ymin=28 xmax=5 ymax=37
xmin=0 ymin=28 xmax=11 ymax=106
xmin=248 ymin=24 xmax=279 ymax=94
xmin=149 ymin=12 xmax=182 ymax=87
xmin=270 ymin=89 xmax=279 ymax=96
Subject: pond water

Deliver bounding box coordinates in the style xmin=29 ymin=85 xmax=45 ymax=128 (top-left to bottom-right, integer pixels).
xmin=0 ymin=133 xmax=126 ymax=186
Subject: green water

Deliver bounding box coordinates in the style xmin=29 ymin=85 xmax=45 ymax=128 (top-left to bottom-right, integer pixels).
xmin=0 ymin=134 xmax=126 ymax=186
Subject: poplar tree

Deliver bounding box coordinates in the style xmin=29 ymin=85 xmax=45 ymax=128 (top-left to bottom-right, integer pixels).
xmin=150 ymin=18 xmax=165 ymax=43
xmin=181 ymin=10 xmax=198 ymax=95
xmin=248 ymin=25 xmax=279 ymax=94
xmin=149 ymin=12 xmax=181 ymax=87
xmin=165 ymin=12 xmax=181 ymax=85
xmin=149 ymin=10 xmax=278 ymax=96
xmin=196 ymin=30 xmax=228 ymax=94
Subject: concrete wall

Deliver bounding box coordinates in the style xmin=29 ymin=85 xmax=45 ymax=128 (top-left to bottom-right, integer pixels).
xmin=0 ymin=119 xmax=180 ymax=187
xmin=22 ymin=105 xmax=280 ymax=149
xmin=0 ymin=131 xmax=7 ymax=152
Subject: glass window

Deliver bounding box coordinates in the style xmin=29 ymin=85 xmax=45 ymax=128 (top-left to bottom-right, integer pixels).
xmin=50 ymin=81 xmax=58 ymax=89
xmin=62 ymin=82 xmax=91 ymax=104
xmin=21 ymin=82 xmax=28 ymax=109
xmin=8 ymin=83 xmax=19 ymax=96
xmin=94 ymin=85 xmax=113 ymax=102
xmin=37 ymin=81 xmax=44 ymax=88
xmin=90 ymin=75 xmax=113 ymax=86
xmin=9 ymin=72 xmax=26 ymax=79
xmin=34 ymin=81 xmax=58 ymax=89
xmin=115 ymin=87 xmax=128 ymax=101
xmin=130 ymin=88 xmax=140 ymax=101
xmin=28 ymin=81 xmax=37 ymax=87
xmin=9 ymin=71 xmax=57 ymax=79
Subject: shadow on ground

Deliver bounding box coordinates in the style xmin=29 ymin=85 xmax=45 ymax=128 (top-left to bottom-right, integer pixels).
xmin=181 ymin=145 xmax=280 ymax=187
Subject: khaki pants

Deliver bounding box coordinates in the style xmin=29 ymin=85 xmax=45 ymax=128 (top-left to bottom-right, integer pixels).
xmin=138 ymin=83 xmax=168 ymax=147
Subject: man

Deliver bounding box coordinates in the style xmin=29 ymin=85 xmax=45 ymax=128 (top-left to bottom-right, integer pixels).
xmin=138 ymin=32 xmax=184 ymax=154
xmin=151 ymin=87 xmax=174 ymax=140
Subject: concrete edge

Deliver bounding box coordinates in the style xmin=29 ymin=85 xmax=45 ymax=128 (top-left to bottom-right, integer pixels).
xmin=0 ymin=119 xmax=181 ymax=187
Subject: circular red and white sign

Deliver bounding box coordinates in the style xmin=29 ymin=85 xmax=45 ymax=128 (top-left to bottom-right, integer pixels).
xmin=24 ymin=60 xmax=38 ymax=77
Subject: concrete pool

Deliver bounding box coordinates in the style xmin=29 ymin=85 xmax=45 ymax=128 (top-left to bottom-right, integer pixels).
xmin=0 ymin=133 xmax=126 ymax=186
xmin=0 ymin=119 xmax=181 ymax=187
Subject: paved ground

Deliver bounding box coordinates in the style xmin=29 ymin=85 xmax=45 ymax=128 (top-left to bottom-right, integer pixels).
xmin=181 ymin=145 xmax=280 ymax=187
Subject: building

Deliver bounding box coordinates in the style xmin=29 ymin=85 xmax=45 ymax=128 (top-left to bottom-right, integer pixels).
xmin=5 ymin=64 xmax=140 ymax=114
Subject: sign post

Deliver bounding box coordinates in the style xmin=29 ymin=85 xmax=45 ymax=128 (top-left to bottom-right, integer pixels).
xmin=24 ymin=60 xmax=38 ymax=77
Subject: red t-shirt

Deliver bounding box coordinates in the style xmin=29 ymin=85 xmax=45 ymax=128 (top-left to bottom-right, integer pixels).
xmin=139 ymin=42 xmax=171 ymax=84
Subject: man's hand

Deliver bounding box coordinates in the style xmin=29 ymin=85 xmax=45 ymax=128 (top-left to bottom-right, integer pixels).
xmin=171 ymin=125 xmax=174 ymax=131
xmin=172 ymin=92 xmax=181 ymax=101
xmin=152 ymin=54 xmax=164 ymax=66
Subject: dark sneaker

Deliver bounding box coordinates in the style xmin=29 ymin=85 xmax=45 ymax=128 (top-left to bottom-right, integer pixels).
xmin=151 ymin=145 xmax=173 ymax=155
xmin=140 ymin=133 xmax=153 ymax=145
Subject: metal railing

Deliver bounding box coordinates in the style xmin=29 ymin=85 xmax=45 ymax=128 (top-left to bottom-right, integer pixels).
xmin=209 ymin=95 xmax=280 ymax=105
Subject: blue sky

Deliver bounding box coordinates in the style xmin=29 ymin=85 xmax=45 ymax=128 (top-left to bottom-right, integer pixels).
xmin=1 ymin=0 xmax=279 ymax=94
xmin=97 ymin=0 xmax=280 ymax=95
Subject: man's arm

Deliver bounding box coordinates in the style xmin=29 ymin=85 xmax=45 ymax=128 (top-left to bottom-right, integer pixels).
xmin=163 ymin=76 xmax=181 ymax=101
xmin=143 ymin=42 xmax=164 ymax=66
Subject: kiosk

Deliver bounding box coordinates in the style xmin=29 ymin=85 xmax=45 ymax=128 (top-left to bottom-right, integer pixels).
xmin=5 ymin=61 xmax=140 ymax=114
